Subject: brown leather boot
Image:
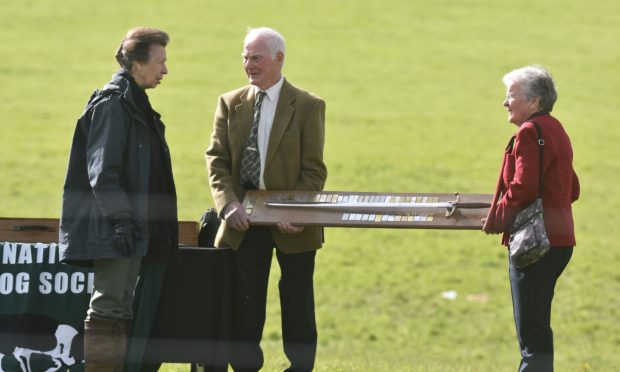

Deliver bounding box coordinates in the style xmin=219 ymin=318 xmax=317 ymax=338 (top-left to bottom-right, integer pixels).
xmin=84 ymin=318 xmax=129 ymax=372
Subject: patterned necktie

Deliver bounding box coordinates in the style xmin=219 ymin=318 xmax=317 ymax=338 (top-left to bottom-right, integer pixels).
xmin=240 ymin=90 xmax=266 ymax=189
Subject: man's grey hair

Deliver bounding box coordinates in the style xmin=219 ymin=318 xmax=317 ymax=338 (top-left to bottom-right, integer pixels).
xmin=245 ymin=27 xmax=286 ymax=59
xmin=502 ymin=65 xmax=558 ymax=112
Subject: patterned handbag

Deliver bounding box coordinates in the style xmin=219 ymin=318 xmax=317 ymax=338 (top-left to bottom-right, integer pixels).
xmin=508 ymin=121 xmax=550 ymax=268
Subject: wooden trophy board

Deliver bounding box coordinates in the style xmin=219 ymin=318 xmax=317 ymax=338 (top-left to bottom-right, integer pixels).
xmin=243 ymin=191 xmax=492 ymax=230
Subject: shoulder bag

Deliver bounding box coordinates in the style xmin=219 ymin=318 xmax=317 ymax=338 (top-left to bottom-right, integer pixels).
xmin=508 ymin=121 xmax=551 ymax=268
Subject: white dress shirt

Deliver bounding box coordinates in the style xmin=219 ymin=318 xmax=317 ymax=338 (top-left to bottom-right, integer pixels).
xmin=255 ymin=76 xmax=284 ymax=189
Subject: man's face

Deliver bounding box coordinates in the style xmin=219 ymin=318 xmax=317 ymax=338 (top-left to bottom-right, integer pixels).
xmin=242 ymin=36 xmax=283 ymax=90
xmin=132 ymin=44 xmax=168 ymax=90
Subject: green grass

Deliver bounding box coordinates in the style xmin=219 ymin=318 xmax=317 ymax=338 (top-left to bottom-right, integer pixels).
xmin=2 ymin=0 xmax=619 ymax=370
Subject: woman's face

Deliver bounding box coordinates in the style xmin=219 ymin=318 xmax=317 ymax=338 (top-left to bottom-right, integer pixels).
xmin=131 ymin=44 xmax=168 ymax=90
xmin=503 ymin=81 xmax=539 ymax=126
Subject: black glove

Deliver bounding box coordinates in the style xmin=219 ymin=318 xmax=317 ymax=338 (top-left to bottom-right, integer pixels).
xmin=112 ymin=218 xmax=135 ymax=256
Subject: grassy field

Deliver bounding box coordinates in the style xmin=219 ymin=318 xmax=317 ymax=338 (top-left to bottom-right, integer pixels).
xmin=1 ymin=0 xmax=619 ymax=370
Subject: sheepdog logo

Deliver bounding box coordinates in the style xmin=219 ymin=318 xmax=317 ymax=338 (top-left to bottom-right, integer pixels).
xmin=0 ymin=314 xmax=82 ymax=372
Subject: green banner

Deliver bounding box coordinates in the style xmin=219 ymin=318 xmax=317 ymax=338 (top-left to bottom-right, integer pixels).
xmin=1 ymin=242 xmax=90 ymax=371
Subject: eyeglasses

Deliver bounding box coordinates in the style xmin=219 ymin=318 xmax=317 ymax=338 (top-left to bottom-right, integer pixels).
xmin=505 ymin=93 xmax=527 ymax=100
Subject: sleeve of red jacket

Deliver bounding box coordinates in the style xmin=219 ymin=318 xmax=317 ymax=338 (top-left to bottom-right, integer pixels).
xmin=571 ymin=169 xmax=580 ymax=202
xmin=490 ymin=124 xmax=541 ymax=233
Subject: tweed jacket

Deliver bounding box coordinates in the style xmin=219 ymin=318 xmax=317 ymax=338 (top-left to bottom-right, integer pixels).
xmin=206 ymin=78 xmax=327 ymax=252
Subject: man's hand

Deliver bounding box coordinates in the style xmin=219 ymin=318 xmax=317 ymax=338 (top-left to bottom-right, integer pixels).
xmin=276 ymin=222 xmax=305 ymax=234
xmin=112 ymin=219 xmax=135 ymax=256
xmin=223 ymin=201 xmax=250 ymax=231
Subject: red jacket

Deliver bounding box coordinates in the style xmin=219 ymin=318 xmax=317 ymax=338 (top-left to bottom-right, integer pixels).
xmin=485 ymin=114 xmax=580 ymax=247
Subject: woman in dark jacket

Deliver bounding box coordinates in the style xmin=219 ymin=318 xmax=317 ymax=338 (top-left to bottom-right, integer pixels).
xmin=483 ymin=65 xmax=580 ymax=371
xmin=59 ymin=27 xmax=177 ymax=370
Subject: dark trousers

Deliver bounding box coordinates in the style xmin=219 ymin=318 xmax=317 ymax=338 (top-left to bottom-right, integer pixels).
xmin=509 ymin=247 xmax=573 ymax=372
xmin=230 ymin=227 xmax=317 ymax=372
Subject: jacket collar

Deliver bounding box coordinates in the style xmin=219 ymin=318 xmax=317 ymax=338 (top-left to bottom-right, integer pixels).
xmin=527 ymin=111 xmax=550 ymax=120
xmin=102 ymin=71 xmax=161 ymax=121
xmin=265 ymin=79 xmax=295 ymax=167
xmin=102 ymin=71 xmax=141 ymax=112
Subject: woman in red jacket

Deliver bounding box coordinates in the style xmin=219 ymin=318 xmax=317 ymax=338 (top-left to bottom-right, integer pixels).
xmin=483 ymin=65 xmax=580 ymax=371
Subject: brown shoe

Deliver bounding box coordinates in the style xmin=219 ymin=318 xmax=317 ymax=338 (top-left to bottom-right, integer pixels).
xmin=84 ymin=318 xmax=129 ymax=372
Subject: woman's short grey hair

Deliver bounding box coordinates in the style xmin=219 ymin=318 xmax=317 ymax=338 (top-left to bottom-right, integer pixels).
xmin=115 ymin=27 xmax=169 ymax=71
xmin=502 ymin=65 xmax=558 ymax=112
xmin=245 ymin=27 xmax=286 ymax=59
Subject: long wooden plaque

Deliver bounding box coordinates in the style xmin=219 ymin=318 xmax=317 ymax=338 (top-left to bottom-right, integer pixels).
xmin=243 ymin=191 xmax=492 ymax=230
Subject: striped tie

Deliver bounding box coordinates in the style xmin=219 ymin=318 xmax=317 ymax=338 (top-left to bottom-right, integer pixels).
xmin=240 ymin=90 xmax=266 ymax=189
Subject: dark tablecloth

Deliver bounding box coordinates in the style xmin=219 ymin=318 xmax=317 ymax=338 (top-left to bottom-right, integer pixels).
xmin=0 ymin=243 xmax=232 ymax=371
xmin=130 ymin=247 xmax=233 ymax=371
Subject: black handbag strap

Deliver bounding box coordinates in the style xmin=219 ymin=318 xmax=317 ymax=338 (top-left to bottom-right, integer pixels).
xmin=529 ymin=120 xmax=545 ymax=198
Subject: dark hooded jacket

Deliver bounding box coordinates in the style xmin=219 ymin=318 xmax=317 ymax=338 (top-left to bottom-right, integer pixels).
xmin=59 ymin=72 xmax=178 ymax=266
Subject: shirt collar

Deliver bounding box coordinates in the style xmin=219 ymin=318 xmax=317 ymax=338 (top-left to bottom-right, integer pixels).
xmin=254 ymin=76 xmax=284 ymax=102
